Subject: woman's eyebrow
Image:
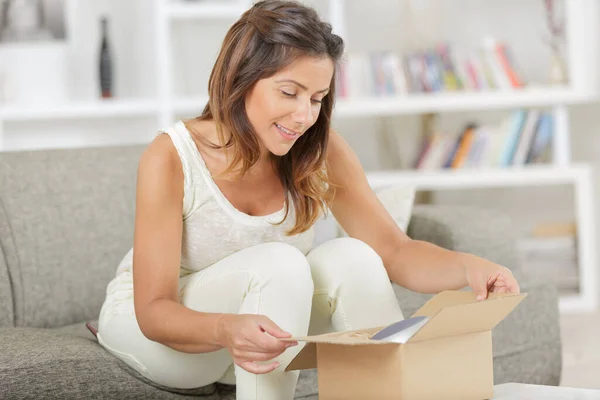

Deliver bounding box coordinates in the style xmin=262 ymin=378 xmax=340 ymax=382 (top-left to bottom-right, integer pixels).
xmin=275 ymin=79 xmax=329 ymax=93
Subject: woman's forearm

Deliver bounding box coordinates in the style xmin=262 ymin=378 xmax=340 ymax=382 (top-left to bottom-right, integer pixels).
xmin=136 ymin=298 xmax=228 ymax=354
xmin=386 ymin=239 xmax=471 ymax=294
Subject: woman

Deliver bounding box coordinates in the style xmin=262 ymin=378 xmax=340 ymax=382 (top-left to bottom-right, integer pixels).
xmin=97 ymin=1 xmax=520 ymax=399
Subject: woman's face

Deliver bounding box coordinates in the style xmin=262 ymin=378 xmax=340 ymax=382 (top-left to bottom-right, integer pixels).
xmin=245 ymin=55 xmax=334 ymax=157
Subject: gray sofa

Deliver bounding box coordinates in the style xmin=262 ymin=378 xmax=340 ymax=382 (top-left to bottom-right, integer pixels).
xmin=0 ymin=144 xmax=562 ymax=399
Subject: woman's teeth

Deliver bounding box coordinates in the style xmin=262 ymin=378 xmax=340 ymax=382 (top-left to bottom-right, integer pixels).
xmin=276 ymin=123 xmax=299 ymax=138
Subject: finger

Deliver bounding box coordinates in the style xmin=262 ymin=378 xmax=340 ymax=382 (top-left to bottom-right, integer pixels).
xmin=243 ymin=330 xmax=287 ymax=353
xmin=494 ymin=276 xmax=521 ymax=294
xmin=506 ymin=279 xmax=521 ymax=294
xmin=258 ymin=318 xmax=292 ymax=339
xmin=254 ymin=334 xmax=290 ymax=353
xmin=469 ymin=272 xmax=491 ymax=301
xmin=235 ymin=335 xmax=296 ymax=351
xmin=486 ymin=272 xmax=501 ymax=288
xmin=480 ymin=272 xmax=502 ymax=299
xmin=238 ymin=361 xmax=280 ymax=374
xmin=495 ymin=272 xmax=520 ymax=293
xmin=473 ymin=279 xmax=490 ymax=301
xmin=277 ymin=339 xmax=299 ymax=348
xmin=491 ymin=279 xmax=508 ymax=287
xmin=492 ymin=286 xmax=508 ymax=293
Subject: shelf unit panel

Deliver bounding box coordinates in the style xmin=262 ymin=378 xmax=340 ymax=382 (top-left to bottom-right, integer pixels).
xmin=366 ymin=164 xmax=588 ymax=190
xmin=0 ymin=99 xmax=159 ymax=121
xmin=173 ymin=88 xmax=591 ymax=119
xmin=335 ymin=88 xmax=591 ymax=118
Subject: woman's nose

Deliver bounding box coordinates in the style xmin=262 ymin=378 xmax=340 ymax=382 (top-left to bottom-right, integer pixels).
xmin=292 ymin=99 xmax=313 ymax=124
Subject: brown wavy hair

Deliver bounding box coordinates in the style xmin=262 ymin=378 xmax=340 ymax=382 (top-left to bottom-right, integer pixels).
xmin=195 ymin=0 xmax=344 ymax=235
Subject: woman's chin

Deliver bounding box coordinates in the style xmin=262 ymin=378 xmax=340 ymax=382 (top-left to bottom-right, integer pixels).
xmin=268 ymin=146 xmax=293 ymax=157
xmin=265 ymin=139 xmax=296 ymax=157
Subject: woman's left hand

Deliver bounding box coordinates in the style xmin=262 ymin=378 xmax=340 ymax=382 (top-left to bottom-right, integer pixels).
xmin=463 ymin=254 xmax=521 ymax=301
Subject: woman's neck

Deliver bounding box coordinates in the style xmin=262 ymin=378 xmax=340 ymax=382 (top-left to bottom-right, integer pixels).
xmin=185 ymin=118 xmax=275 ymax=177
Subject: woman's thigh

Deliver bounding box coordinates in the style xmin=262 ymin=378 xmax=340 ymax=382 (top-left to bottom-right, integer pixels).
xmin=98 ymin=312 xmax=232 ymax=389
xmin=98 ymin=242 xmax=314 ymax=389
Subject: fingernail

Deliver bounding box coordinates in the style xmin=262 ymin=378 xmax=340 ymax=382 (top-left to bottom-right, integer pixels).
xmin=476 ymin=295 xmax=485 ymax=301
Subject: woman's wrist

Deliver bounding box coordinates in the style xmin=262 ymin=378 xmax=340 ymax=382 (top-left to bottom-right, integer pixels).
xmin=455 ymin=251 xmax=473 ymax=288
xmin=214 ymin=313 xmax=233 ymax=348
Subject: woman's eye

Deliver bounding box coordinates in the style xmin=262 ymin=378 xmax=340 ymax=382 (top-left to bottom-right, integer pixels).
xmin=281 ymin=90 xmax=322 ymax=104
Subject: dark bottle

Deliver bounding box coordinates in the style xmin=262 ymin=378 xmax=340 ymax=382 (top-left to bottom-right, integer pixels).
xmin=99 ymin=17 xmax=113 ymax=98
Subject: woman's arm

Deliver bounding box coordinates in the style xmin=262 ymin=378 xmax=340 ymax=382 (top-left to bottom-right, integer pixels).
xmin=132 ymin=134 xmax=225 ymax=353
xmin=133 ymin=134 xmax=294 ymax=371
xmin=326 ymin=130 xmax=519 ymax=298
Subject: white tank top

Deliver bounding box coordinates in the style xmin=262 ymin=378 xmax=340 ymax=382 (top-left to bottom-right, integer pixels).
xmin=113 ymin=121 xmax=316 ymax=279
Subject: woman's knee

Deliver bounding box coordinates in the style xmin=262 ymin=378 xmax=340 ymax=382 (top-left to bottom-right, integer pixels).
xmin=307 ymin=237 xmax=394 ymax=292
xmin=308 ymin=237 xmax=384 ymax=273
xmin=249 ymin=242 xmax=314 ymax=295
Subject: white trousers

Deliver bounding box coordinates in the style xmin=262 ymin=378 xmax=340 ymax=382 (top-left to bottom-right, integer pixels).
xmin=97 ymin=238 xmax=404 ymax=400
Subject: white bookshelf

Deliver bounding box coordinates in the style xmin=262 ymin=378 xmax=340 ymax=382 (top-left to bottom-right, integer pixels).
xmin=0 ymin=89 xmax=590 ymax=123
xmin=174 ymin=87 xmax=592 ymax=118
xmin=366 ymin=163 xmax=597 ymax=313
xmin=335 ymin=88 xmax=592 ymax=118
xmin=0 ymin=98 xmax=159 ymax=121
xmin=0 ymin=0 xmax=598 ymax=312
xmin=367 ymin=163 xmax=588 ymax=190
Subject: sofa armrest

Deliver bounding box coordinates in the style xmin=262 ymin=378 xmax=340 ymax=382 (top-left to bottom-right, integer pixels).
xmin=406 ymin=204 xmax=521 ymax=274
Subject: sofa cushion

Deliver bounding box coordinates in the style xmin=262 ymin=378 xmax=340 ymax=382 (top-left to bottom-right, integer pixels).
xmin=0 ymin=146 xmax=143 ymax=328
xmin=0 ymin=327 xmax=218 ymax=399
xmin=0 ymin=324 xmax=319 ymax=399
xmin=0 ymin=200 xmax=14 ymax=327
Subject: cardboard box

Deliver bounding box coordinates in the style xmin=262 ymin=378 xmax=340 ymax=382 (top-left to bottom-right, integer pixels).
xmin=285 ymin=290 xmax=527 ymax=400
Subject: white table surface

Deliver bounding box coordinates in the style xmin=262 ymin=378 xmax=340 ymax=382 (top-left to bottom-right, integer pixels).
xmin=494 ymin=383 xmax=600 ymax=399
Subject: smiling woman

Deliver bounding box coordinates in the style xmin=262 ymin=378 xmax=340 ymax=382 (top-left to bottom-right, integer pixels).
xmin=95 ymin=1 xmax=520 ymax=399
xmin=192 ymin=5 xmax=342 ymax=235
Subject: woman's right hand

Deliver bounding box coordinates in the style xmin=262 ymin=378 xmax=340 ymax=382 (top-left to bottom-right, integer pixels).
xmin=217 ymin=314 xmax=298 ymax=374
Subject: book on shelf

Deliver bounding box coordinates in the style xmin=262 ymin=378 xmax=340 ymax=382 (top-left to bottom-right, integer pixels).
xmin=532 ymin=221 xmax=577 ymax=238
xmin=413 ymin=110 xmax=554 ymax=170
xmin=336 ymin=37 xmax=527 ymax=99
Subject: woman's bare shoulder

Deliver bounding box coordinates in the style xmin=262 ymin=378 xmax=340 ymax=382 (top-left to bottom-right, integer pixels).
xmin=138 ymin=132 xmax=183 ymax=181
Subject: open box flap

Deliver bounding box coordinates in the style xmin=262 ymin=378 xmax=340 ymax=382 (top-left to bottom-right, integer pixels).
xmin=285 ymin=342 xmax=317 ymax=371
xmin=412 ymin=290 xmax=483 ymax=317
xmin=285 ymin=326 xmax=385 ymax=345
xmin=407 ymin=292 xmax=527 ymax=342
xmin=287 ymin=291 xmax=526 ymax=369
xmin=284 ymin=327 xmax=389 ymax=372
